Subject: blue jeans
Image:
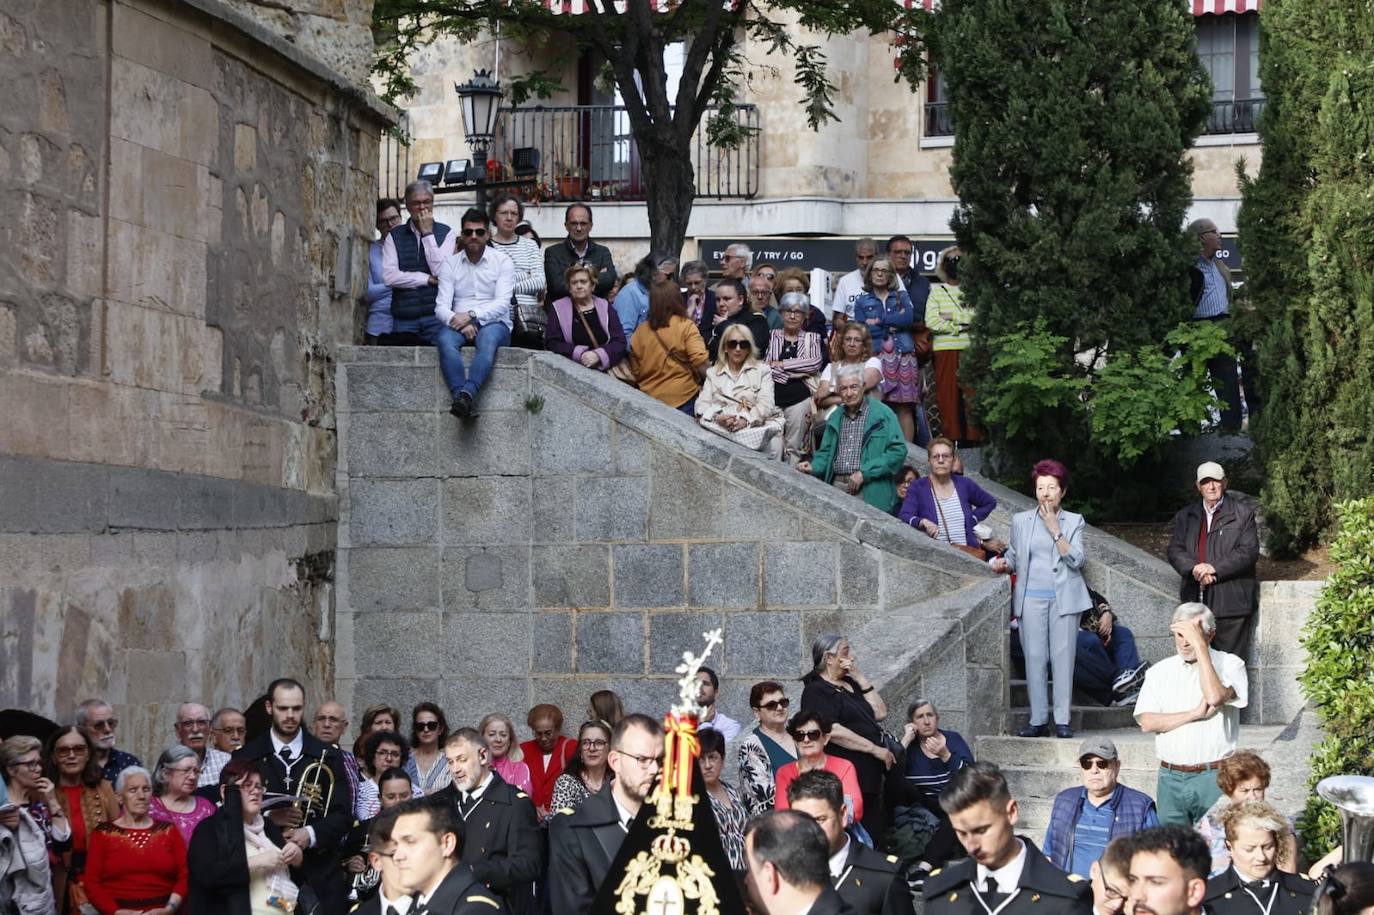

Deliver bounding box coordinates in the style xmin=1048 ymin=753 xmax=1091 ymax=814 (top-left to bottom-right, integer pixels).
xmin=1074 ymin=624 xmax=1143 ymax=705
xmin=392 ymin=316 xmax=510 ymax=400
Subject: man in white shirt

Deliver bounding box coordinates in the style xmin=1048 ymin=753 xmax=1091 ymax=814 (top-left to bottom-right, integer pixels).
xmin=432 ymin=207 xmax=514 ymax=419
xmin=1133 ymin=601 xmax=1248 ymax=826
xmin=696 ymin=667 xmax=742 ymax=741
xmin=923 ymin=762 xmax=1092 ymax=914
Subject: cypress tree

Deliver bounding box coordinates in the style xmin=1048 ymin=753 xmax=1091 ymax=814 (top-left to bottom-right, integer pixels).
xmin=932 ymin=0 xmax=1211 ymax=484
xmin=1240 ymin=0 xmax=1374 ymax=554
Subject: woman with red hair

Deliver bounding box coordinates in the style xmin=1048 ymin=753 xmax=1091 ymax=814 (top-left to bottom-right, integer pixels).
xmin=992 ymin=459 xmax=1092 ymax=738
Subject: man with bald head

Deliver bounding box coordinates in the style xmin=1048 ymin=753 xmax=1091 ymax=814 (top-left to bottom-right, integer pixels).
xmin=313 ymin=699 xmax=361 ymax=807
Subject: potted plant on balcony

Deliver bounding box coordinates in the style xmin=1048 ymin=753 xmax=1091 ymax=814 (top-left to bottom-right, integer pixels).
xmin=556 ymin=164 xmax=588 ymax=200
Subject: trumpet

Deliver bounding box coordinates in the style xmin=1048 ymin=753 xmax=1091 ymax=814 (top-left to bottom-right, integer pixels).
xmin=294 ymin=746 xmax=337 ymax=820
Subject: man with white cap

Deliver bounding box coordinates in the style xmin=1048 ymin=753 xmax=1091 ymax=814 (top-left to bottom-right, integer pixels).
xmin=1042 ymin=737 xmax=1158 ymax=879
xmin=1165 ymin=461 xmax=1260 ymax=659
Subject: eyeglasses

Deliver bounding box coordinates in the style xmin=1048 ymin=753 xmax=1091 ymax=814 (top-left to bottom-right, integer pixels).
xmin=237 ymin=781 xmax=266 ymax=795
xmin=11 ymin=759 xmax=42 ymax=770
xmin=178 ymin=718 xmax=210 ymax=729
xmin=415 ymin=721 xmax=441 ymax=732
xmin=889 ymin=248 xmax=913 ymax=257
xmin=753 ymin=698 xmax=790 ymax=712
xmin=758 ymin=272 xmax=776 ymax=281
xmin=618 ymin=751 xmax=664 ymax=769
xmin=725 ymin=340 xmax=752 ymax=350
xmin=88 ymin=718 xmax=118 ymax=731
xmin=461 ymin=227 xmax=488 ymax=237
xmin=929 ymin=452 xmax=954 ymax=461
xmin=376 ymin=749 xmax=403 ymax=759
xmin=315 ymin=715 xmax=346 ymax=725
xmin=566 ymin=221 xmax=591 ymax=228
xmin=580 ymin=739 xmax=608 ymax=749
xmin=793 ymin=729 xmax=824 ymax=743
xmin=54 ymin=746 xmax=88 ymax=758
xmin=1080 ymin=758 xmax=1113 ymax=771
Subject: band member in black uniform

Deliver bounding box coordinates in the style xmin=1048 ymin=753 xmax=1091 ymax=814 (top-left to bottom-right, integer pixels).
xmin=341 ymin=768 xmax=416 ymax=905
xmin=786 ymin=769 xmax=912 ymax=915
xmin=232 ymin=678 xmax=353 ymax=913
xmin=1203 ymin=802 xmax=1314 ymax=915
xmin=546 ymin=714 xmax=664 ymax=915
xmin=433 ymin=728 xmax=539 ymax=915
xmin=743 ymin=810 xmax=849 ymax=915
xmin=350 ymin=808 xmax=404 ymax=915
xmin=1126 ymin=825 xmax=1212 ymax=915
xmin=389 ymin=796 xmax=502 ymax=915
xmin=924 ymin=762 xmax=1092 ymax=915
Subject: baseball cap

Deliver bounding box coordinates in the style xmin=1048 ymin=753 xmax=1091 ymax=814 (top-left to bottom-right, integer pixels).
xmin=1196 ymin=461 xmax=1225 ymax=483
xmin=1078 ymin=737 xmax=1118 ymax=761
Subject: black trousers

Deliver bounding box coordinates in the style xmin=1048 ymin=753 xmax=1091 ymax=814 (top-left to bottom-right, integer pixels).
xmin=1211 ymin=613 xmax=1257 ymax=663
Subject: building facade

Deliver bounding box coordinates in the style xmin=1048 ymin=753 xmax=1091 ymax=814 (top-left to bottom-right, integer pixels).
xmin=384 ymin=1 xmax=1262 ymax=278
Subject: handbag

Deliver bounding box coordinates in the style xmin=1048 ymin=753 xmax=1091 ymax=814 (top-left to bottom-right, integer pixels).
xmin=933 ymin=485 xmax=988 ymax=561
xmin=573 ymin=303 xmax=634 ymax=385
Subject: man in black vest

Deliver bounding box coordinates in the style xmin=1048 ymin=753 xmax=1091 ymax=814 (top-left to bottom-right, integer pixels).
xmin=381 ymin=180 xmax=456 ymax=335
xmin=1165 ymin=461 xmax=1260 ymax=659
xmin=231 ymin=678 xmax=353 ymax=914
xmin=923 ymin=762 xmax=1092 ymax=915
xmin=546 ymin=713 xmax=663 ymax=915
xmin=434 ymin=728 xmax=540 ymax=915
xmin=543 ymin=203 xmax=616 ymax=301
xmin=787 ymin=769 xmax=913 ymax=915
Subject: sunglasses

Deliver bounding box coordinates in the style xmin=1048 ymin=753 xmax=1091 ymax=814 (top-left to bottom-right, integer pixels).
xmin=54 ymin=746 xmax=88 ymax=758
xmin=1080 ymin=758 xmax=1113 ymax=771
xmin=793 ymin=729 xmax=824 ymax=743
xmin=754 ymin=698 xmax=790 ymax=712
xmin=461 ymin=227 xmax=488 ymax=237
xmin=89 ymin=719 xmax=118 ymax=731
xmin=725 ymin=340 xmax=752 ymax=350
xmin=415 ymin=721 xmax=442 ymax=732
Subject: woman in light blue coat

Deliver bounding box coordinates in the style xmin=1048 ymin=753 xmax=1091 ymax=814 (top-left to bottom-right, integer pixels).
xmin=992 ymin=459 xmax=1091 ymax=738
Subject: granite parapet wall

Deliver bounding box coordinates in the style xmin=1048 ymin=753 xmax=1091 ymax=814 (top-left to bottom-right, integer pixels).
xmin=335 ymin=347 xmax=1010 ymax=736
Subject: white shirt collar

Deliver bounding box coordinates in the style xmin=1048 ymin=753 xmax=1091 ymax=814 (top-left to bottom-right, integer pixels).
xmin=612 ymin=793 xmax=638 ymax=832
xmin=976 ymin=838 xmax=1027 ymax=893
xmin=465 ymin=770 xmax=494 ymax=802
xmin=378 ymin=888 xmax=412 ymax=915
xmin=269 ymin=730 xmax=303 ymax=757
xmin=828 ymin=835 xmax=851 ymax=880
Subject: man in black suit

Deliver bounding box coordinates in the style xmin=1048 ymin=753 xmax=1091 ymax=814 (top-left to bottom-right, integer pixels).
xmin=546 ymin=714 xmax=664 ymax=915
xmin=232 ymin=678 xmax=353 ymax=914
xmin=388 ymin=796 xmax=503 ymax=915
xmin=433 ymin=728 xmax=539 ymax=915
xmin=923 ymin=762 xmax=1092 ymax=915
xmin=744 ymin=810 xmax=849 ymax=915
xmin=1165 ymin=461 xmax=1261 ymax=659
xmin=787 ymin=769 xmax=912 ymax=915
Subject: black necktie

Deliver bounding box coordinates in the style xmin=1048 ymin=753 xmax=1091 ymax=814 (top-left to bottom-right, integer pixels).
xmin=981 ymin=875 xmax=1008 ymax=905
xmin=279 ymin=746 xmax=293 ymax=763
xmin=1243 ymin=878 xmax=1271 ymax=892
xmin=458 ymin=792 xmax=476 ymax=819
xmin=385 ymin=907 xmax=399 ymax=915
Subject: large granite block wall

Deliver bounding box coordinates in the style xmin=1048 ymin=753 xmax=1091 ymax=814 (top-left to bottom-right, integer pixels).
xmin=335 ymin=347 xmax=1011 ymax=736
xmin=0 ymin=0 xmax=388 ymax=762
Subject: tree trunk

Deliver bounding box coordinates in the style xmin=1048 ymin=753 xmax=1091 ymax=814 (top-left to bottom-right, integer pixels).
xmin=637 ymin=133 xmax=697 ymax=259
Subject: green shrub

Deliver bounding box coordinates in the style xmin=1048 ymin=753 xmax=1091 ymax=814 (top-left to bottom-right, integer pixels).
xmin=1297 ymin=498 xmax=1374 ymax=859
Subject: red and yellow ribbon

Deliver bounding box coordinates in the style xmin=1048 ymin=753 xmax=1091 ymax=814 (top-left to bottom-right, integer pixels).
xmin=661 ymin=712 xmax=700 ymax=798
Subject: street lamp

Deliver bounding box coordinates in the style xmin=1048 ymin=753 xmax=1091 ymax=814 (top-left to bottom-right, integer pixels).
xmin=454 ymin=69 xmax=503 ymax=209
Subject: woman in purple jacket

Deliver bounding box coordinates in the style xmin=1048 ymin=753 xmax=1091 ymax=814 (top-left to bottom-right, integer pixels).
xmin=545 ymin=262 xmax=628 ymax=372
xmin=897 ymin=436 xmax=997 ymax=547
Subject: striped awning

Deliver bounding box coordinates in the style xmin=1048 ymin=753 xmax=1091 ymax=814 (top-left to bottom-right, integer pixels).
xmin=904 ymin=0 xmax=1260 ymax=12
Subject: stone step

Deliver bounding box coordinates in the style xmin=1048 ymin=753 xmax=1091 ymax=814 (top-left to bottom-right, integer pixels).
xmin=994 ymin=764 xmax=1161 ymax=803
xmin=1010 ymin=679 xmax=1125 ymax=708
xmin=1006 ymin=706 xmax=1139 ymax=732
xmin=976 ymin=732 xmax=1163 ymax=769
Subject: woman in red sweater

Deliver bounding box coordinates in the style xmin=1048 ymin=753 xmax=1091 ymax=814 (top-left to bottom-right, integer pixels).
xmin=84 ymin=766 xmax=188 ymax=915
xmin=518 ymin=703 xmax=578 ymax=820
xmin=772 ymin=710 xmax=864 ymax=823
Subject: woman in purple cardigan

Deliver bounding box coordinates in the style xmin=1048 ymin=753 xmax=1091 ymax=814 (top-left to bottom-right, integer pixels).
xmin=898 ymin=436 xmax=997 ymax=546
xmin=545 ymin=262 xmax=628 ymax=371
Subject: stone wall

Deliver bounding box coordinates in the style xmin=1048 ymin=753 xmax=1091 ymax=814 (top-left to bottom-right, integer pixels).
xmin=0 ymin=0 xmax=389 ymax=763
xmin=334 ymin=347 xmax=1012 ymax=737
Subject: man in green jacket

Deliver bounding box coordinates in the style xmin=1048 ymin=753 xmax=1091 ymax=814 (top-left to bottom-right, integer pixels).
xmin=799 ymin=365 xmax=910 ymax=513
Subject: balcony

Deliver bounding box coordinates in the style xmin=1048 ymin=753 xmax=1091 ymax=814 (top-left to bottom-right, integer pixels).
xmin=1203 ymin=97 xmax=1265 ymax=136
xmin=490 ymin=104 xmax=759 ymax=202
xmin=383 ymin=105 xmax=760 ymax=203
xmin=924 ymin=101 xmax=954 ymax=138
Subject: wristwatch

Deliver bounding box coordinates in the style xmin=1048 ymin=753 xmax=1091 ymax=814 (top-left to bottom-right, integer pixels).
xmin=467 ymin=310 xmax=477 ymax=324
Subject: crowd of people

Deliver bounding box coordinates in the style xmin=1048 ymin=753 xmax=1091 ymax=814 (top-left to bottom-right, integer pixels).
xmin=0 ymin=584 xmax=1343 ymax=915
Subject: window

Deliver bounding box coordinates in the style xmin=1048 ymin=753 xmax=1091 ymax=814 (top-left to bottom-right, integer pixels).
xmin=1195 ymin=12 xmax=1263 ymax=134
xmin=924 ymin=68 xmax=953 ymax=138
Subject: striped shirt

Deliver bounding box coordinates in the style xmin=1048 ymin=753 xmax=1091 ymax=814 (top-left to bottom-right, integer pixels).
xmin=1192 ymin=256 xmax=1230 ymax=319
xmin=491 ymin=235 xmax=546 ymax=310
xmin=927 ymin=284 xmax=973 ymax=351
xmin=934 ymin=494 xmax=968 ymax=545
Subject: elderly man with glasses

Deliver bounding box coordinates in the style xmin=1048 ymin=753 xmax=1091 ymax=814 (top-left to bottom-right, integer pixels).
xmin=799 ymin=364 xmax=909 ymax=513
xmin=1043 ymin=738 xmax=1159 ymax=879
xmin=75 ymin=698 xmax=142 ymax=784
xmin=197 ymin=707 xmax=246 ymax=789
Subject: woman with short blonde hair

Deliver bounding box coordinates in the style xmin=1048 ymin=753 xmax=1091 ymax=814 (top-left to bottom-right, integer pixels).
xmin=696 ymin=323 xmax=785 ymax=458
